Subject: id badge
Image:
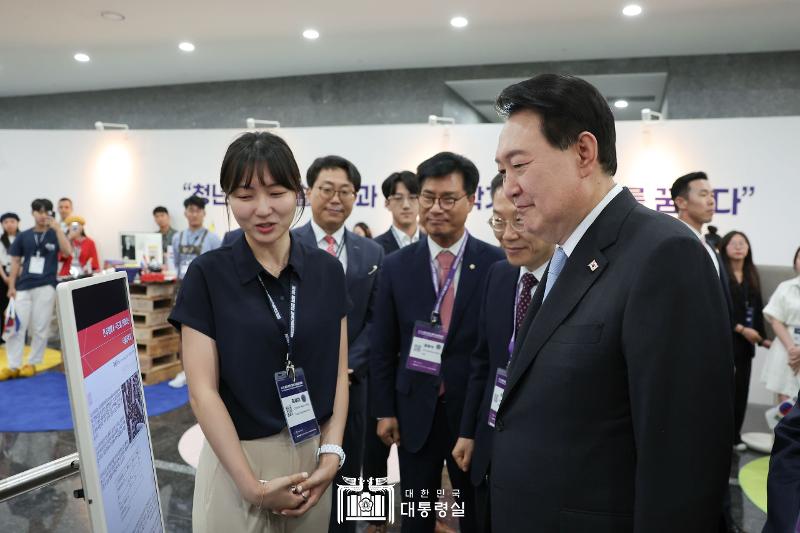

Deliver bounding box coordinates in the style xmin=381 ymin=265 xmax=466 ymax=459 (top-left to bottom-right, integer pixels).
xmin=274 ymin=367 xmax=320 ymax=445
xmin=28 ymin=256 xmax=45 ymax=275
xmin=179 ymin=258 xmax=193 ymax=278
xmin=793 ymin=327 xmax=800 ymax=345
xmin=406 ymin=321 xmax=446 ymax=375
xmin=488 ymin=368 xmax=508 ymax=428
xmin=744 ymin=306 xmax=755 ymax=328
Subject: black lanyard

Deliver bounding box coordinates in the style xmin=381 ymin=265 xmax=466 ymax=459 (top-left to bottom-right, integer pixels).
xmin=33 ymin=231 xmax=48 ymax=256
xmin=257 ymin=272 xmax=298 ymax=380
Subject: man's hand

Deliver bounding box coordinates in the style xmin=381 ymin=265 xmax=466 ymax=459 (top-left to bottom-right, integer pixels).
xmin=47 ymin=215 xmax=60 ymax=231
xmin=741 ymin=327 xmax=762 ymax=345
xmin=377 ymin=417 xmax=401 ymax=447
xmin=7 ymin=286 xmax=16 ymax=300
xmin=451 ymin=438 xmax=474 ymax=472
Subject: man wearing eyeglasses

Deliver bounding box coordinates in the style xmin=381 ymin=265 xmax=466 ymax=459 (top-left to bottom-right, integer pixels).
xmin=370 ymin=152 xmax=504 ymax=533
xmin=449 ymin=173 xmax=553 ymax=532
xmin=374 ymin=171 xmax=422 ymax=255
xmin=292 ymin=155 xmax=384 ymax=533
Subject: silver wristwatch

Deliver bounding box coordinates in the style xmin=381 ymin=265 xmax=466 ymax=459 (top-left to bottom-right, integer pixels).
xmin=316 ymin=444 xmax=346 ymax=470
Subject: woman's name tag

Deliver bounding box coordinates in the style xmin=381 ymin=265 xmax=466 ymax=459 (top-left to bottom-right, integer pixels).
xmin=274 ymin=368 xmax=320 ymax=445
xmin=406 ymin=321 xmax=446 ymax=376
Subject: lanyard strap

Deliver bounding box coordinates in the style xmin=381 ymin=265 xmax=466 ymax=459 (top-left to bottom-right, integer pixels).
xmin=33 ymin=232 xmax=46 ymax=255
xmin=428 ymin=233 xmax=469 ymax=325
xmin=257 ymin=273 xmax=298 ymax=379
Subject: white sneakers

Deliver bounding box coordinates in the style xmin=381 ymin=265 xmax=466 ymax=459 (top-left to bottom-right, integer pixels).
xmin=168 ymin=370 xmax=187 ymax=388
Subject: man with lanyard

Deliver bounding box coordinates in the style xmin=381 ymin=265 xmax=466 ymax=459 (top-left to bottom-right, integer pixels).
xmin=1 ymin=199 xmax=72 ymax=380
xmin=169 ymin=195 xmax=221 ymax=388
xmin=450 ymin=173 xmax=553 ymax=533
xmin=292 ymin=155 xmax=383 ymax=533
xmin=370 ymin=152 xmax=504 ymax=533
xmin=374 ymin=171 xmax=422 ymax=255
xmin=152 ymin=206 xmax=177 ymax=255
xmin=170 ymin=195 xmax=222 ymax=280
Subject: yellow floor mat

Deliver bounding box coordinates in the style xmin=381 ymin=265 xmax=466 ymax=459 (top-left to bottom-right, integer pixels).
xmin=0 ymin=345 xmax=63 ymax=372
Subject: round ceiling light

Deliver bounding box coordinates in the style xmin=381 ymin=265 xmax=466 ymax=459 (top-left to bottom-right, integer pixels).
xmin=179 ymin=42 xmax=196 ymax=52
xmin=450 ymin=16 xmax=469 ymax=28
xmin=622 ymin=4 xmax=643 ymax=16
xmin=100 ymin=11 xmax=125 ymax=22
xmin=74 ymin=53 xmax=90 ymax=63
xmin=303 ymin=29 xmax=320 ymax=40
xmin=614 ymin=99 xmax=629 ymax=109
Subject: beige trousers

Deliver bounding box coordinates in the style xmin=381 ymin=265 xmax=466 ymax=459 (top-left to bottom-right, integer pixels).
xmin=192 ymin=428 xmax=331 ymax=533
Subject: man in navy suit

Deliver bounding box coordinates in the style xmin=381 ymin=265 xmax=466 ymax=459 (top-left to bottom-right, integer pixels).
xmin=491 ymin=74 xmax=732 ymax=532
xmin=451 ymin=173 xmax=553 ymax=532
xmin=370 ymin=152 xmax=504 ymax=533
xmin=764 ymin=394 xmax=800 ymax=532
xmin=374 ymin=171 xmax=422 ymax=255
xmin=291 ymin=155 xmax=384 ymax=533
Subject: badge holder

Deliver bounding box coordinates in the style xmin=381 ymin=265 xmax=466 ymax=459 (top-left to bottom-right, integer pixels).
xmin=406 ymin=313 xmax=447 ymax=376
xmin=275 ymin=362 xmax=320 ymax=446
xmin=487 ymin=368 xmax=508 ymax=428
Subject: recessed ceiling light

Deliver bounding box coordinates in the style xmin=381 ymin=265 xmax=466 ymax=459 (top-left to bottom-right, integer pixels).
xmin=100 ymin=11 xmax=125 ymax=22
xmin=178 ymin=42 xmax=195 ymax=52
xmin=74 ymin=53 xmax=90 ymax=63
xmin=622 ymin=4 xmax=643 ymax=16
xmin=303 ymin=29 xmax=320 ymax=40
xmin=450 ymin=16 xmax=469 ymax=28
xmin=614 ymin=99 xmax=629 ymax=109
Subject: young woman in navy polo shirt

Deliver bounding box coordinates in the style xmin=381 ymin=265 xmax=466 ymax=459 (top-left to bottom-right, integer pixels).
xmin=170 ymin=132 xmax=350 ymax=532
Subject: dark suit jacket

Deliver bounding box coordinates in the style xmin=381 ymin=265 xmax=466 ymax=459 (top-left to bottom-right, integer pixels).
xmin=764 ymin=395 xmax=800 ymax=533
xmin=292 ymin=222 xmax=383 ymax=380
xmin=369 ymin=234 xmax=504 ymax=453
xmin=491 ymin=189 xmax=734 ymax=532
xmin=222 ymin=228 xmax=243 ymax=247
xmin=374 ymin=229 xmax=400 ymax=255
xmin=459 ymin=259 xmax=518 ymax=486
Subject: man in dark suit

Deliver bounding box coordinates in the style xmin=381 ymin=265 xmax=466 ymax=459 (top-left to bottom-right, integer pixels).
xmin=764 ymin=394 xmax=800 ymax=532
xmin=291 ymin=155 xmax=384 ymax=533
xmin=671 ymin=172 xmax=741 ymax=533
xmin=370 ymin=152 xmax=504 ymax=533
xmin=451 ymin=173 xmax=553 ymax=532
xmin=491 ymin=74 xmax=733 ymax=532
xmin=374 ymin=171 xmax=422 ymax=255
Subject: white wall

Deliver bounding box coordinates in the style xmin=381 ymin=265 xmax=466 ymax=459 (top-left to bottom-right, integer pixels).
xmin=1 ymin=116 xmax=798 ymax=404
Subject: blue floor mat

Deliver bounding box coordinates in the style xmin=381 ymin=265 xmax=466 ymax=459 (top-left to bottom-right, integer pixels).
xmin=0 ymin=370 xmax=188 ymax=432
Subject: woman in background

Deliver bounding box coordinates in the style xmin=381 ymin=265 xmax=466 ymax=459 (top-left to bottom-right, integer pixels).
xmin=719 ymin=231 xmax=768 ymax=450
xmin=761 ymin=246 xmax=800 ymax=402
xmin=353 ymin=221 xmax=373 ymax=239
xmin=58 ymin=216 xmax=100 ymax=277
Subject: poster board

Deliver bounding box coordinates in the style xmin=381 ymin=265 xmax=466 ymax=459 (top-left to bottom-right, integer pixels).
xmin=120 ymin=232 xmax=164 ymax=265
xmin=56 ymin=272 xmax=164 ymax=533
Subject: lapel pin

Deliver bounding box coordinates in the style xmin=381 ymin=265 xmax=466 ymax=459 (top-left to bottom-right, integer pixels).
xmin=469 ymin=264 xmax=476 ymax=270
xmin=588 ymin=260 xmax=599 ymax=272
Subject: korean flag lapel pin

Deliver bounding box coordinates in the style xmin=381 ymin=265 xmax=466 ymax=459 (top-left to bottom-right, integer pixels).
xmin=588 ymin=260 xmax=599 ymax=272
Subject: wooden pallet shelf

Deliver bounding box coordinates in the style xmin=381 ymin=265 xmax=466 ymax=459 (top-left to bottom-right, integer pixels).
xmin=134 ymin=323 xmax=175 ymax=341
xmin=139 ymin=352 xmax=179 ymax=372
xmin=131 ymin=308 xmax=171 ymax=327
xmin=129 ymin=282 xmax=176 ymax=299
xmin=130 ymin=296 xmax=173 ymax=314
xmin=141 ymin=359 xmax=183 ymax=385
xmin=137 ymin=334 xmax=180 ymax=358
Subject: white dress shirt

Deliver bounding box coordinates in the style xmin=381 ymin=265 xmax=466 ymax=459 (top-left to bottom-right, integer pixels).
xmin=679 ymin=219 xmax=720 ymax=276
xmin=427 ymin=230 xmax=468 ymax=298
xmin=391 ymin=225 xmax=420 ymax=249
xmin=311 ymin=220 xmax=348 ymax=273
xmin=559 ymin=183 xmax=624 ymax=258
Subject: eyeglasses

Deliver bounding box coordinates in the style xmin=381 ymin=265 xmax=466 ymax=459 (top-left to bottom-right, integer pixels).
xmin=388 ymin=194 xmax=419 ymax=205
xmin=419 ymin=194 xmax=467 ymax=211
xmin=316 ymin=185 xmax=357 ymax=202
xmin=488 ymin=214 xmax=525 ymax=233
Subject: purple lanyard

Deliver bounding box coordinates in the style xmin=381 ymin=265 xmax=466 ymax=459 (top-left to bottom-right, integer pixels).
xmin=428 ymin=233 xmax=469 ymax=325
xmin=507 ymin=273 xmax=531 ymax=361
